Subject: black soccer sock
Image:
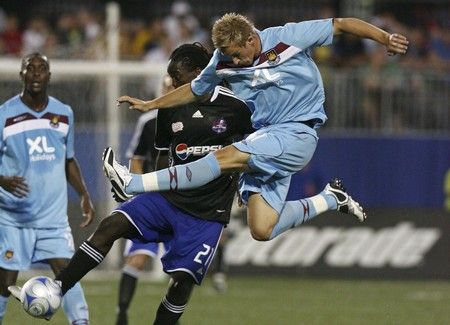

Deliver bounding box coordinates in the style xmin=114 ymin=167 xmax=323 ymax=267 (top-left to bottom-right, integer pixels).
xmin=215 ymin=245 xmax=225 ymax=273
xmin=117 ymin=272 xmax=138 ymax=315
xmin=56 ymin=241 xmax=105 ymax=295
xmin=153 ymin=296 xmax=186 ymax=325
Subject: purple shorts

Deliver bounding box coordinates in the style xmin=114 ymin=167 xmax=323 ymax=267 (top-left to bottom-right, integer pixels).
xmin=123 ymin=239 xmax=159 ymax=258
xmin=114 ymin=192 xmax=224 ymax=284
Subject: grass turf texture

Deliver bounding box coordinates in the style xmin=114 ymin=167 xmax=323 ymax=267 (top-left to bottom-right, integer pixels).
xmin=5 ymin=276 xmax=450 ymax=325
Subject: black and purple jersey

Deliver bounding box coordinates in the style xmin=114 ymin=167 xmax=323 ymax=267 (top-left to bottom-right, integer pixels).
xmin=155 ymin=86 xmax=253 ymax=223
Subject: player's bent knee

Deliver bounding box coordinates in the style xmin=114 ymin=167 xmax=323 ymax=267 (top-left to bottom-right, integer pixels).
xmin=97 ymin=212 xmax=134 ymax=238
xmin=167 ymin=272 xmax=195 ymax=305
xmin=249 ymin=227 xmax=272 ymax=241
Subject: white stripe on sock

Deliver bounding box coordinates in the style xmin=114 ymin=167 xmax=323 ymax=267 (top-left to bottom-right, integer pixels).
xmin=162 ymin=297 xmax=186 ymax=313
xmin=309 ymin=194 xmax=329 ymax=215
xmin=142 ymin=172 xmax=159 ymax=191
xmin=80 ymin=243 xmax=104 ymax=263
xmin=81 ymin=243 xmax=104 ymax=260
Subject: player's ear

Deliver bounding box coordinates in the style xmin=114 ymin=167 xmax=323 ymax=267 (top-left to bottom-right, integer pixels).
xmin=247 ymin=33 xmax=257 ymax=48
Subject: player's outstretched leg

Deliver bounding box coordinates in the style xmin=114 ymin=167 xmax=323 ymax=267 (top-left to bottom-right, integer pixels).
xmin=103 ymin=147 xmax=221 ymax=196
xmin=323 ymin=178 xmax=367 ymax=222
xmin=269 ymin=178 xmax=366 ymax=240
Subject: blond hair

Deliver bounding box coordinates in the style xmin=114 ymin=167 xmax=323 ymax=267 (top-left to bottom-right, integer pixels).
xmin=212 ymin=13 xmax=255 ymax=50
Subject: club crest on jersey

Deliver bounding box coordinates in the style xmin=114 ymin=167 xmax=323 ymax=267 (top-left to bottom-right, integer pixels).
xmin=266 ymin=49 xmax=280 ymax=65
xmin=172 ymin=122 xmax=184 ymax=133
xmin=49 ymin=115 xmax=60 ymax=128
xmin=212 ymin=118 xmax=227 ymax=134
xmin=4 ymin=250 xmax=14 ymax=261
xmin=175 ymin=143 xmax=189 ymax=160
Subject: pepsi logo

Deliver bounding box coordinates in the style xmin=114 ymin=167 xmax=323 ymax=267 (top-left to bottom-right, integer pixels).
xmin=175 ymin=143 xmax=189 ymax=160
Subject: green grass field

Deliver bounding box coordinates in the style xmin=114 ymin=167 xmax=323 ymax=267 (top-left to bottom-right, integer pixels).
xmin=5 ymin=276 xmax=450 ymax=325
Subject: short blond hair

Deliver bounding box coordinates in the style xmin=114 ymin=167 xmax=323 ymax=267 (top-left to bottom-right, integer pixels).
xmin=212 ymin=13 xmax=255 ymax=50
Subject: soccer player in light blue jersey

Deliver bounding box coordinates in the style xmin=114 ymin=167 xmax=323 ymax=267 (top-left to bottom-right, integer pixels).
xmin=0 ymin=53 xmax=95 ymax=324
xmin=111 ymin=13 xmax=409 ymax=242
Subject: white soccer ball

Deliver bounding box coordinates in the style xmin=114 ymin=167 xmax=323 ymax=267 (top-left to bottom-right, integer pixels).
xmin=20 ymin=276 xmax=62 ymax=319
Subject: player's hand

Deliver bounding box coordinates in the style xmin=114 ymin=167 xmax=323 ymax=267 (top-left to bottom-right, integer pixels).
xmin=0 ymin=175 xmax=29 ymax=198
xmin=386 ymin=33 xmax=409 ymax=56
xmin=117 ymin=96 xmax=153 ymax=112
xmin=79 ymin=194 xmax=95 ymax=227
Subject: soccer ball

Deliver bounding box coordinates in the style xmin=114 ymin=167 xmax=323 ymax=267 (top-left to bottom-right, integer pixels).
xmin=20 ymin=276 xmax=62 ymax=319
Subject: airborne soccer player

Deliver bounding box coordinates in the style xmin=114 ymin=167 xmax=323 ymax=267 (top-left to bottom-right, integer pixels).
xmin=109 ymin=14 xmax=408 ymax=241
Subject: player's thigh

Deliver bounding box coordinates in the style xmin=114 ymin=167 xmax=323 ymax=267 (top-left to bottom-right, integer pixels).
xmin=0 ymin=225 xmax=36 ymax=271
xmin=118 ymin=192 xmax=183 ymax=243
xmin=33 ymin=227 xmax=75 ymax=263
xmin=96 ymin=212 xmax=139 ymax=240
xmin=234 ymin=123 xmax=318 ymax=179
xmin=239 ymin=172 xmax=292 ymax=214
xmin=247 ymin=193 xmax=279 ymax=240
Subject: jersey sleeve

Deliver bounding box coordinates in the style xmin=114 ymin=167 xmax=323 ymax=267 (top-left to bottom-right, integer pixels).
xmin=154 ymin=109 xmax=171 ymax=151
xmin=190 ymin=50 xmax=222 ymax=96
xmin=278 ymin=18 xmax=333 ymax=49
xmin=126 ymin=111 xmax=158 ymax=159
xmin=66 ymin=106 xmax=75 ymax=159
xmin=134 ymin=119 xmax=156 ymax=157
xmin=235 ymin=101 xmax=254 ymax=136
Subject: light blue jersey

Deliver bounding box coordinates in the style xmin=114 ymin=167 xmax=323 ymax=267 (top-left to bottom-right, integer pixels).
xmin=191 ymin=19 xmax=333 ymax=129
xmin=0 ymin=95 xmax=74 ymax=228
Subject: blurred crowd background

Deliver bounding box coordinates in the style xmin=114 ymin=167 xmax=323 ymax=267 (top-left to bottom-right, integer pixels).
xmin=1 ymin=0 xmax=448 ymax=134
xmin=0 ymin=0 xmax=448 ymax=69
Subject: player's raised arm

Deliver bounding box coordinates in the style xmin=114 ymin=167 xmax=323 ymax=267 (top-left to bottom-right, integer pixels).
xmin=332 ymin=18 xmax=409 ymax=56
xmin=117 ymin=83 xmax=208 ymax=112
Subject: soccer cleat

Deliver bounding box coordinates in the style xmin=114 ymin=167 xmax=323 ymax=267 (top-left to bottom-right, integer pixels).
xmin=9 ymin=285 xmax=54 ymax=321
xmin=323 ymin=178 xmax=367 ymax=222
xmin=102 ymin=147 xmax=133 ymax=202
xmin=8 ymin=285 xmax=22 ymax=302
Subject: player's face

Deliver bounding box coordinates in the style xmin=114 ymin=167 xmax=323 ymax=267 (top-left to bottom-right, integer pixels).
xmin=169 ymin=63 xmax=200 ymax=89
xmin=21 ymin=56 xmax=50 ymax=95
xmin=223 ymin=35 xmax=259 ymax=67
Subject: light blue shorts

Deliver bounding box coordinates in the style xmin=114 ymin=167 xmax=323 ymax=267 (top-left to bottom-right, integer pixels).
xmin=0 ymin=225 xmax=75 ymax=271
xmin=233 ymin=122 xmax=318 ymax=213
